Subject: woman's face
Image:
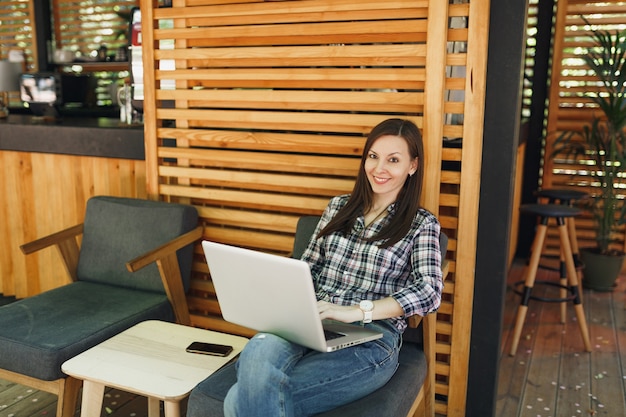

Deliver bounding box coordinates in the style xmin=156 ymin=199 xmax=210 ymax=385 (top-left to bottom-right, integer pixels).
xmin=364 ymin=135 xmax=419 ymax=203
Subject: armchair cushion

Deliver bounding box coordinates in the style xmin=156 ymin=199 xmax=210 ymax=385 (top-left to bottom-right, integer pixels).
xmin=78 ymin=196 xmax=198 ymax=293
xmin=0 ymin=281 xmax=173 ymax=380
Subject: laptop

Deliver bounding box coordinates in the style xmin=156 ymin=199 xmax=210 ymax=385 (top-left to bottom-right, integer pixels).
xmin=201 ymin=240 xmax=383 ymax=352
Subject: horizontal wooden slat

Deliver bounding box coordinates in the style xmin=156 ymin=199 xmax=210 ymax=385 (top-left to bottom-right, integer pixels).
xmin=159 ymin=166 xmax=353 ymax=196
xmin=161 ymin=184 xmax=330 ymax=215
xmin=156 ymin=109 xmax=422 ymax=134
xmin=158 ymin=68 xmax=425 ymax=90
xmin=157 ymin=0 xmax=430 ymax=21
xmin=196 ymin=208 xmax=303 ymax=234
xmin=203 ymin=225 xmax=296 ymax=253
xmin=187 ymin=296 xmax=221 ymax=316
xmin=157 ymin=128 xmax=365 ymax=155
xmin=190 ymin=314 xmax=256 ymax=338
xmin=158 ymin=89 xmax=423 ymax=113
xmin=157 ymin=147 xmax=359 ymax=176
xmin=155 ymin=44 xmax=426 ymax=67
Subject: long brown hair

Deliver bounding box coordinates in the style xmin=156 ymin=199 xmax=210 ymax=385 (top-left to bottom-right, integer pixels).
xmin=318 ymin=118 xmax=425 ymax=248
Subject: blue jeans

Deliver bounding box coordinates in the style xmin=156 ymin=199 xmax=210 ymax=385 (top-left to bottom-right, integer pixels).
xmin=223 ymin=320 xmax=401 ymax=417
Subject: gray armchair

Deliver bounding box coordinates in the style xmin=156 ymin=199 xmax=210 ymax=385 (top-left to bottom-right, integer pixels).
xmin=187 ymin=215 xmax=448 ymax=417
xmin=0 ymin=196 xmax=202 ymax=417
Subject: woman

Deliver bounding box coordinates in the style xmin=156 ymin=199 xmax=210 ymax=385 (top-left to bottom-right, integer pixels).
xmin=223 ymin=118 xmax=444 ymax=416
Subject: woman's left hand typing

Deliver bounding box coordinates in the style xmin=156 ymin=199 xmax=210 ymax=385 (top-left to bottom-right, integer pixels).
xmin=317 ymin=300 xmax=363 ymax=323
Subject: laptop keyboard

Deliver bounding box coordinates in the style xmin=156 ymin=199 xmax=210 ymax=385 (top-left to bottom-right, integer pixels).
xmin=324 ymin=329 xmax=344 ymax=341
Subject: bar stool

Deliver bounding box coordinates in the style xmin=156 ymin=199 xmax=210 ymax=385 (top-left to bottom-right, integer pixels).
xmin=536 ymin=188 xmax=589 ymax=267
xmin=509 ymin=203 xmax=592 ymax=356
xmin=536 ymin=188 xmax=589 ymax=321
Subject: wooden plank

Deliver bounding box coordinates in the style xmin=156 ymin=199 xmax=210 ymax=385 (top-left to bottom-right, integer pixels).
xmin=157 ymin=128 xmax=365 ymax=155
xmin=196 ymin=208 xmax=301 ymax=233
xmin=586 ymin=287 xmax=626 ymax=415
xmin=157 ymin=0 xmax=430 ymax=21
xmin=183 ymin=10 xmax=427 ymax=33
xmin=157 ymin=147 xmax=359 ymax=177
xmin=155 ymin=44 xmax=427 ymax=67
xmin=0 ymin=381 xmax=57 ymax=417
xmin=156 ymin=20 xmax=428 ymax=45
xmin=157 ymin=89 xmax=423 ymax=113
xmin=498 ymin=264 xmax=551 ymax=417
xmin=155 ymin=109 xmax=419 ymax=135
xmin=158 ymin=68 xmax=425 ymax=90
xmin=517 ymin=285 xmax=566 ymax=417
xmin=443 ymin=0 xmax=489 ymax=414
xmin=140 ymin=0 xmax=159 ymax=199
xmin=554 ymin=287 xmax=593 ymax=417
xmin=158 ymin=166 xmax=354 ymax=196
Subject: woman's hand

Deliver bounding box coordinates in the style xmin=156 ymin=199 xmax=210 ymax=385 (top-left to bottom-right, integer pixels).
xmin=317 ymin=298 xmax=405 ymax=324
xmin=317 ymin=300 xmax=362 ymax=323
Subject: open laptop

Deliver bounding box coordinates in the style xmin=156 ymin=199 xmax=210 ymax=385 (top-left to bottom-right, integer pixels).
xmin=201 ymin=240 xmax=383 ymax=352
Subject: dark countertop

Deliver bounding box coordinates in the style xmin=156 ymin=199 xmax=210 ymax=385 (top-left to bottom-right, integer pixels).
xmin=0 ymin=115 xmax=145 ymax=160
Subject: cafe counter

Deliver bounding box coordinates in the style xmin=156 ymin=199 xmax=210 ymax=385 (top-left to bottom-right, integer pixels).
xmin=0 ymin=115 xmax=145 ymax=159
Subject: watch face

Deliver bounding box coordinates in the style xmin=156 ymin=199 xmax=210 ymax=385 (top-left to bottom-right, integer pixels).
xmin=360 ymin=300 xmax=374 ymax=311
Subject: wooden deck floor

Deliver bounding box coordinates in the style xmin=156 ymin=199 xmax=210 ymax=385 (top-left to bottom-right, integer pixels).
xmin=1 ymin=260 xmax=625 ymax=417
xmin=498 ymin=259 xmax=626 ymax=417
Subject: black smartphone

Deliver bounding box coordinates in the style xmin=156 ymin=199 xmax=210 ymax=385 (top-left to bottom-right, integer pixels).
xmin=185 ymin=341 xmax=233 ymax=357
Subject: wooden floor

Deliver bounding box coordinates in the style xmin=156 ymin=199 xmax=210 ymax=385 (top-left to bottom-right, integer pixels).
xmin=498 ymin=259 xmax=626 ymax=417
xmin=1 ymin=259 xmax=625 ymax=417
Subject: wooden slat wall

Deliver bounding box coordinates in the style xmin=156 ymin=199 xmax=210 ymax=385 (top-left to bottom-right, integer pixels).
xmin=541 ymin=0 xmax=626 ymax=256
xmin=0 ymin=151 xmax=146 ymax=297
xmin=138 ymin=0 xmax=490 ymax=415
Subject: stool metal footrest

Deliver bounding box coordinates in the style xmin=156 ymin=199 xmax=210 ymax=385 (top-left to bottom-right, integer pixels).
xmin=512 ymin=280 xmax=577 ymax=304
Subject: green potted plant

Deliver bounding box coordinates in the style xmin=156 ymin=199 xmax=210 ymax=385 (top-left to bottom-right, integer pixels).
xmin=551 ymin=20 xmax=626 ymax=291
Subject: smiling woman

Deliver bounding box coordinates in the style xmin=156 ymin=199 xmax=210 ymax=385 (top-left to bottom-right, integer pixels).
xmin=219 ymin=119 xmax=443 ymax=417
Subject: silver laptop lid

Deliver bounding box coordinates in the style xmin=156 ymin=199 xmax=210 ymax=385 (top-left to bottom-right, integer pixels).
xmin=202 ymin=240 xmax=330 ymax=351
xmin=202 ymin=240 xmax=383 ymax=352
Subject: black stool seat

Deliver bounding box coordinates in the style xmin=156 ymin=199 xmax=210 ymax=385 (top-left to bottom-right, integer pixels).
xmin=520 ymin=203 xmax=581 ymax=218
xmin=536 ymin=188 xmax=589 ymax=201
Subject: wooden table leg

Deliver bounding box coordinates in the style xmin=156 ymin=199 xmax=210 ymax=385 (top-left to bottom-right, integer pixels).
xmin=148 ymin=397 xmax=161 ymax=417
xmin=80 ymin=380 xmax=105 ymax=417
xmin=163 ymin=400 xmax=181 ymax=417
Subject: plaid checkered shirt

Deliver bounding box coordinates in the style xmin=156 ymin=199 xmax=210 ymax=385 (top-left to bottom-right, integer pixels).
xmin=300 ymin=194 xmax=444 ymax=333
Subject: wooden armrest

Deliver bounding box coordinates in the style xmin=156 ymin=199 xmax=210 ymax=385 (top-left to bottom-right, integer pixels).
xmin=125 ymin=226 xmax=203 ymax=326
xmin=126 ymin=226 xmax=204 ymax=272
xmin=20 ymin=223 xmax=84 ymax=254
xmin=20 ymin=223 xmax=84 ymax=282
